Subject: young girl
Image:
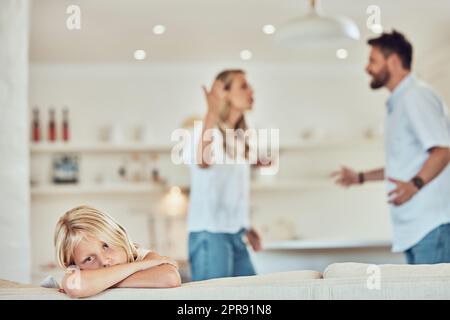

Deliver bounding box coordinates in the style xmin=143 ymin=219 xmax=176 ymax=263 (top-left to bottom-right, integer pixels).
xmin=54 ymin=205 xmax=181 ymax=298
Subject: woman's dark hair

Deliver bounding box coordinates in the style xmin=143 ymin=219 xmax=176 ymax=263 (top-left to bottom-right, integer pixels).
xmin=368 ymin=30 xmax=413 ymax=70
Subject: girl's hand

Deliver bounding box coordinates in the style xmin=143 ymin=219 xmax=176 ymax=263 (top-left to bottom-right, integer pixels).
xmin=138 ymin=257 xmax=178 ymax=271
xmin=202 ymin=80 xmax=226 ymax=118
xmin=153 ymin=256 xmax=179 ymax=269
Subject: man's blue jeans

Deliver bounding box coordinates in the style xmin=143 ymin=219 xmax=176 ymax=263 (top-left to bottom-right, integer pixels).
xmin=188 ymin=229 xmax=256 ymax=281
xmin=405 ymin=223 xmax=450 ymax=264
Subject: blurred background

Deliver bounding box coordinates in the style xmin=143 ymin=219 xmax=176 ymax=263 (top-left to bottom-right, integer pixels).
xmin=1 ymin=0 xmax=450 ymax=284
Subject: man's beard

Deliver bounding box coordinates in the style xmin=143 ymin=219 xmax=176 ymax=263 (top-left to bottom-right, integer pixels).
xmin=370 ymin=67 xmax=390 ymax=89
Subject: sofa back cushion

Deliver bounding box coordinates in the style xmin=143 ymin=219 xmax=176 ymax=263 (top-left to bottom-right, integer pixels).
xmin=0 ymin=279 xmax=37 ymax=288
xmin=324 ymin=262 xmax=450 ymax=279
xmin=183 ymin=270 xmax=322 ymax=287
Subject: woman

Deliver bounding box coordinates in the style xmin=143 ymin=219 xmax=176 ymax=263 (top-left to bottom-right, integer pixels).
xmin=187 ymin=69 xmax=262 ymax=281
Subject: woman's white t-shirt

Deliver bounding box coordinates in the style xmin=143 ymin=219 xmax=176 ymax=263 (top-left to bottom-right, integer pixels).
xmin=185 ymin=127 xmax=250 ymax=233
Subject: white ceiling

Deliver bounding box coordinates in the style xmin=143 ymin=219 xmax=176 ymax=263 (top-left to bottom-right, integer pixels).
xmin=29 ymin=0 xmax=450 ymax=63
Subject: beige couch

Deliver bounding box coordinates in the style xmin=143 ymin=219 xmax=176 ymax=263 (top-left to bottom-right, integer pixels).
xmin=2 ymin=263 xmax=450 ymax=300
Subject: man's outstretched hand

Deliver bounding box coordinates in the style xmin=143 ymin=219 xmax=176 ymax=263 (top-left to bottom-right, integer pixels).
xmin=331 ymin=166 xmax=359 ymax=187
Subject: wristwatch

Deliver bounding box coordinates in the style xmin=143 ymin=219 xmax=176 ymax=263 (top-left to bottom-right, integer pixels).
xmin=411 ymin=176 xmax=425 ymax=190
xmin=358 ymin=172 xmax=365 ymax=184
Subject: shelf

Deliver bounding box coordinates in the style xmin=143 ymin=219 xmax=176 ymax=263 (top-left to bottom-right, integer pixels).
xmin=30 ymin=183 xmax=166 ymax=196
xmin=250 ymin=179 xmax=386 ymax=191
xmin=30 ymin=179 xmax=387 ymax=196
xmin=30 ymin=143 xmax=172 ymax=154
xmin=262 ymin=239 xmax=392 ymax=251
xmin=279 ymin=137 xmax=383 ymax=152
xmin=167 ymin=179 xmax=359 ymax=193
xmin=250 ymin=179 xmax=337 ymax=191
xmin=30 ymin=138 xmax=383 ymax=154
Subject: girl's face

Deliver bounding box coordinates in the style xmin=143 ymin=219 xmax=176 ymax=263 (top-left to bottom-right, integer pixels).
xmin=73 ymin=235 xmax=128 ymax=270
xmin=226 ymin=73 xmax=254 ymax=112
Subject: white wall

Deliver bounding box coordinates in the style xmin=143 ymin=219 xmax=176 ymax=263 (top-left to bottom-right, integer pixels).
xmin=29 ymin=61 xmax=389 ymax=145
xmin=0 ymin=0 xmax=31 ymax=283
xmin=419 ymin=43 xmax=450 ymax=106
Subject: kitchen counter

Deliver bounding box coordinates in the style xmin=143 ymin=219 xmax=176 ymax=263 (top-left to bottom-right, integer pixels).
xmin=252 ymin=239 xmax=404 ymax=274
xmin=263 ymin=239 xmax=392 ymax=251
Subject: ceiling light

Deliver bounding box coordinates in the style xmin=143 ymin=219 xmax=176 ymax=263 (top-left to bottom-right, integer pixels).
xmin=336 ymin=48 xmax=348 ymax=59
xmin=153 ymin=25 xmax=166 ymax=35
xmin=240 ymin=50 xmax=252 ymax=60
xmin=134 ymin=50 xmax=146 ymax=60
xmin=263 ymin=24 xmax=276 ymax=35
xmin=370 ymin=24 xmax=383 ymax=34
xmin=275 ymin=0 xmax=360 ymax=50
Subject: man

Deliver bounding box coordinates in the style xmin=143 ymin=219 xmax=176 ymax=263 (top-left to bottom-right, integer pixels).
xmin=332 ymin=30 xmax=450 ymax=264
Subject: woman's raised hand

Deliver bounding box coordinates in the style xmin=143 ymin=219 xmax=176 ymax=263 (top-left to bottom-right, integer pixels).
xmin=246 ymin=228 xmax=262 ymax=252
xmin=202 ymin=80 xmax=226 ymax=118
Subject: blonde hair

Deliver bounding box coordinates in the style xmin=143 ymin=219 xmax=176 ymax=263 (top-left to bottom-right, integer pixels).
xmin=54 ymin=205 xmax=138 ymax=269
xmin=215 ymin=69 xmax=250 ymax=158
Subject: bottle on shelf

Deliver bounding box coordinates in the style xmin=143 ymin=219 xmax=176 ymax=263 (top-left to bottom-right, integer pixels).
xmin=31 ymin=107 xmax=41 ymax=143
xmin=117 ymin=156 xmax=128 ymax=183
xmin=62 ymin=107 xmax=70 ymax=142
xmin=150 ymin=152 xmax=160 ymax=183
xmin=48 ymin=107 xmax=57 ymax=142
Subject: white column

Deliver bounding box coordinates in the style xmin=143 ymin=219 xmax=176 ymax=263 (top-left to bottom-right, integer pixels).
xmin=0 ymin=0 xmax=31 ymax=283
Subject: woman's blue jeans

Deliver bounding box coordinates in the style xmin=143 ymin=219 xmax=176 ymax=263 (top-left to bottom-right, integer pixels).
xmin=188 ymin=229 xmax=256 ymax=281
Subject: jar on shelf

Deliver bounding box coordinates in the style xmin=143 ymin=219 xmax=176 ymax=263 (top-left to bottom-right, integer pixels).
xmin=129 ymin=153 xmax=145 ymax=183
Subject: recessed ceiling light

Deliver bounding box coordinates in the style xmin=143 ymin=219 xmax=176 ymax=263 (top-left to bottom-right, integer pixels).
xmin=336 ymin=48 xmax=348 ymax=59
xmin=240 ymin=50 xmax=252 ymax=60
xmin=370 ymin=24 xmax=383 ymax=34
xmin=262 ymin=24 xmax=276 ymax=35
xmin=134 ymin=50 xmax=146 ymax=60
xmin=153 ymin=25 xmax=166 ymax=35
